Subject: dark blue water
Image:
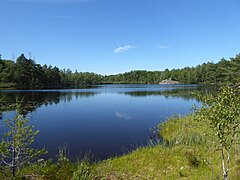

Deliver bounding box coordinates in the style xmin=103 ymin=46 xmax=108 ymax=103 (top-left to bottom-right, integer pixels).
xmin=0 ymin=84 xmax=205 ymax=161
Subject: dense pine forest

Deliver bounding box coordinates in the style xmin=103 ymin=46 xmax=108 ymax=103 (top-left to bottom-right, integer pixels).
xmin=104 ymin=54 xmax=240 ymax=84
xmin=0 ymin=54 xmax=102 ymax=89
xmin=0 ymin=53 xmax=239 ymax=89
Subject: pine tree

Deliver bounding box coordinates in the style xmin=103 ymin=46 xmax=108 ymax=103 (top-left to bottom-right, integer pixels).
xmin=0 ymin=100 xmax=47 ymax=177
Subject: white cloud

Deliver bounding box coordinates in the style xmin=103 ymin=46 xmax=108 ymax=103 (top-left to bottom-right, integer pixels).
xmin=156 ymin=44 xmax=169 ymax=49
xmin=114 ymin=45 xmax=136 ymax=54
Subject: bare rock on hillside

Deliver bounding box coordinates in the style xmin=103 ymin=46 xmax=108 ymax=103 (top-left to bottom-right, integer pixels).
xmin=159 ymin=78 xmax=180 ymax=84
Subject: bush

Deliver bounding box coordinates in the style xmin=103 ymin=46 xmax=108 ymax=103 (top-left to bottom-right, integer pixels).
xmin=72 ymin=162 xmax=91 ymax=180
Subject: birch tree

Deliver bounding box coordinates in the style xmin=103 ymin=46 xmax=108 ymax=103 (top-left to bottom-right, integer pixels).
xmin=195 ymin=86 xmax=240 ymax=180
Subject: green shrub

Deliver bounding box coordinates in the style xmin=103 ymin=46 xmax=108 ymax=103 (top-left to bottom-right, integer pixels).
xmin=185 ymin=149 xmax=200 ymax=167
xmin=72 ymin=162 xmax=91 ymax=180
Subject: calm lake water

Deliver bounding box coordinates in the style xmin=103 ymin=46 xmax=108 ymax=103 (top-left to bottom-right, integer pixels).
xmin=0 ymin=84 xmax=207 ymax=161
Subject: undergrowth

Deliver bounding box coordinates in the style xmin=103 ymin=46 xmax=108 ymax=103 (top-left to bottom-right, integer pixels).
xmin=92 ymin=115 xmax=240 ymax=179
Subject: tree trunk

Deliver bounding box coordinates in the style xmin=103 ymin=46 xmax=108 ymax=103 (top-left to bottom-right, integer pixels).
xmin=12 ymin=140 xmax=16 ymax=177
xmin=221 ymin=145 xmax=228 ymax=180
xmin=12 ymin=166 xmax=15 ymax=177
xmin=223 ymin=171 xmax=228 ymax=180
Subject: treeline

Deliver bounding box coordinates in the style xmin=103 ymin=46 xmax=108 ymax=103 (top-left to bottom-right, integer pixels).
xmin=0 ymin=53 xmax=240 ymax=88
xmin=103 ymin=54 xmax=240 ymax=84
xmin=0 ymin=54 xmax=102 ymax=89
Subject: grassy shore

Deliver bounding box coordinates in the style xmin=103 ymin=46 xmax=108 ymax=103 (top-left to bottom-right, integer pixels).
xmin=1 ymin=114 xmax=240 ymax=179
xmin=92 ymin=115 xmax=240 ymax=179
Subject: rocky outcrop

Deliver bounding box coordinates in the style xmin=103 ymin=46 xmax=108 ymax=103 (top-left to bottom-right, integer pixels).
xmin=159 ymin=78 xmax=180 ymax=84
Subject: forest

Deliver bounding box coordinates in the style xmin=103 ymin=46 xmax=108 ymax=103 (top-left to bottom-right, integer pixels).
xmin=0 ymin=54 xmax=102 ymax=89
xmin=104 ymin=54 xmax=240 ymax=84
xmin=0 ymin=53 xmax=240 ymax=89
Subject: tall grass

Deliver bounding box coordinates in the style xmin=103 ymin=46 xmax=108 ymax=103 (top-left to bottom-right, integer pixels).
xmin=92 ymin=115 xmax=240 ymax=179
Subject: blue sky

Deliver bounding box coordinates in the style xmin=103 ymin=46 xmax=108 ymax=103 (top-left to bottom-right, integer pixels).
xmin=0 ymin=0 xmax=240 ymax=75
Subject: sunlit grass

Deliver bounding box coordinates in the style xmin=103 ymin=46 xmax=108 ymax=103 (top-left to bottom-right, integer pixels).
xmin=92 ymin=115 xmax=240 ymax=179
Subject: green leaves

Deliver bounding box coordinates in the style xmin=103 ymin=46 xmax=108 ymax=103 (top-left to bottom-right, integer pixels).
xmin=195 ymin=86 xmax=240 ymax=179
xmin=0 ymin=101 xmax=47 ymax=177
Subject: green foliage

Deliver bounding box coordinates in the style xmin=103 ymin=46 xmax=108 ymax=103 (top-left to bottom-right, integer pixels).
xmin=93 ymin=114 xmax=240 ymax=179
xmin=0 ymin=98 xmax=3 ymax=111
xmin=0 ymin=100 xmax=47 ymax=177
xmin=72 ymin=162 xmax=92 ymax=180
xmin=1 ymin=53 xmax=240 ymax=88
xmin=158 ymin=115 xmax=209 ymax=147
xmin=57 ymin=144 xmax=70 ymax=165
xmin=184 ymin=149 xmax=201 ymax=168
xmin=194 ymin=86 xmax=240 ymax=179
xmin=0 ymin=82 xmax=16 ymax=88
xmin=0 ymin=53 xmax=102 ymax=89
xmin=15 ymin=159 xmax=75 ymax=180
xmin=195 ymin=86 xmax=240 ymax=147
xmin=10 ymin=158 xmax=92 ymax=180
xmin=54 ymin=162 xmax=75 ymax=180
xmin=102 ymin=54 xmax=240 ymax=85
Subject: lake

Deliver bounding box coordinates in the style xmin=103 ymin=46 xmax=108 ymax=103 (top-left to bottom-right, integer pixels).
xmin=0 ymin=84 xmax=207 ymax=161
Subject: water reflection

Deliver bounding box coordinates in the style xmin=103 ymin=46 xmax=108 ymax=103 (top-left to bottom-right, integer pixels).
xmin=0 ymin=85 xmax=214 ymax=160
xmin=0 ymin=91 xmax=98 ymax=115
xmin=123 ymin=85 xmax=215 ymax=101
xmin=115 ymin=111 xmax=132 ymax=120
xmin=0 ymin=85 xmax=213 ymax=115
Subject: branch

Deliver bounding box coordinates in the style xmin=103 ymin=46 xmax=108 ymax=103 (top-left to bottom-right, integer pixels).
xmin=228 ymin=128 xmax=238 ymax=150
xmin=0 ymin=153 xmax=12 ymax=159
xmin=1 ymin=159 xmax=13 ymax=167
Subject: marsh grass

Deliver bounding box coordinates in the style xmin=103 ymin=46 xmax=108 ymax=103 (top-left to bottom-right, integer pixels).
xmin=5 ymin=144 xmax=93 ymax=180
xmin=92 ymin=115 xmax=240 ymax=179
